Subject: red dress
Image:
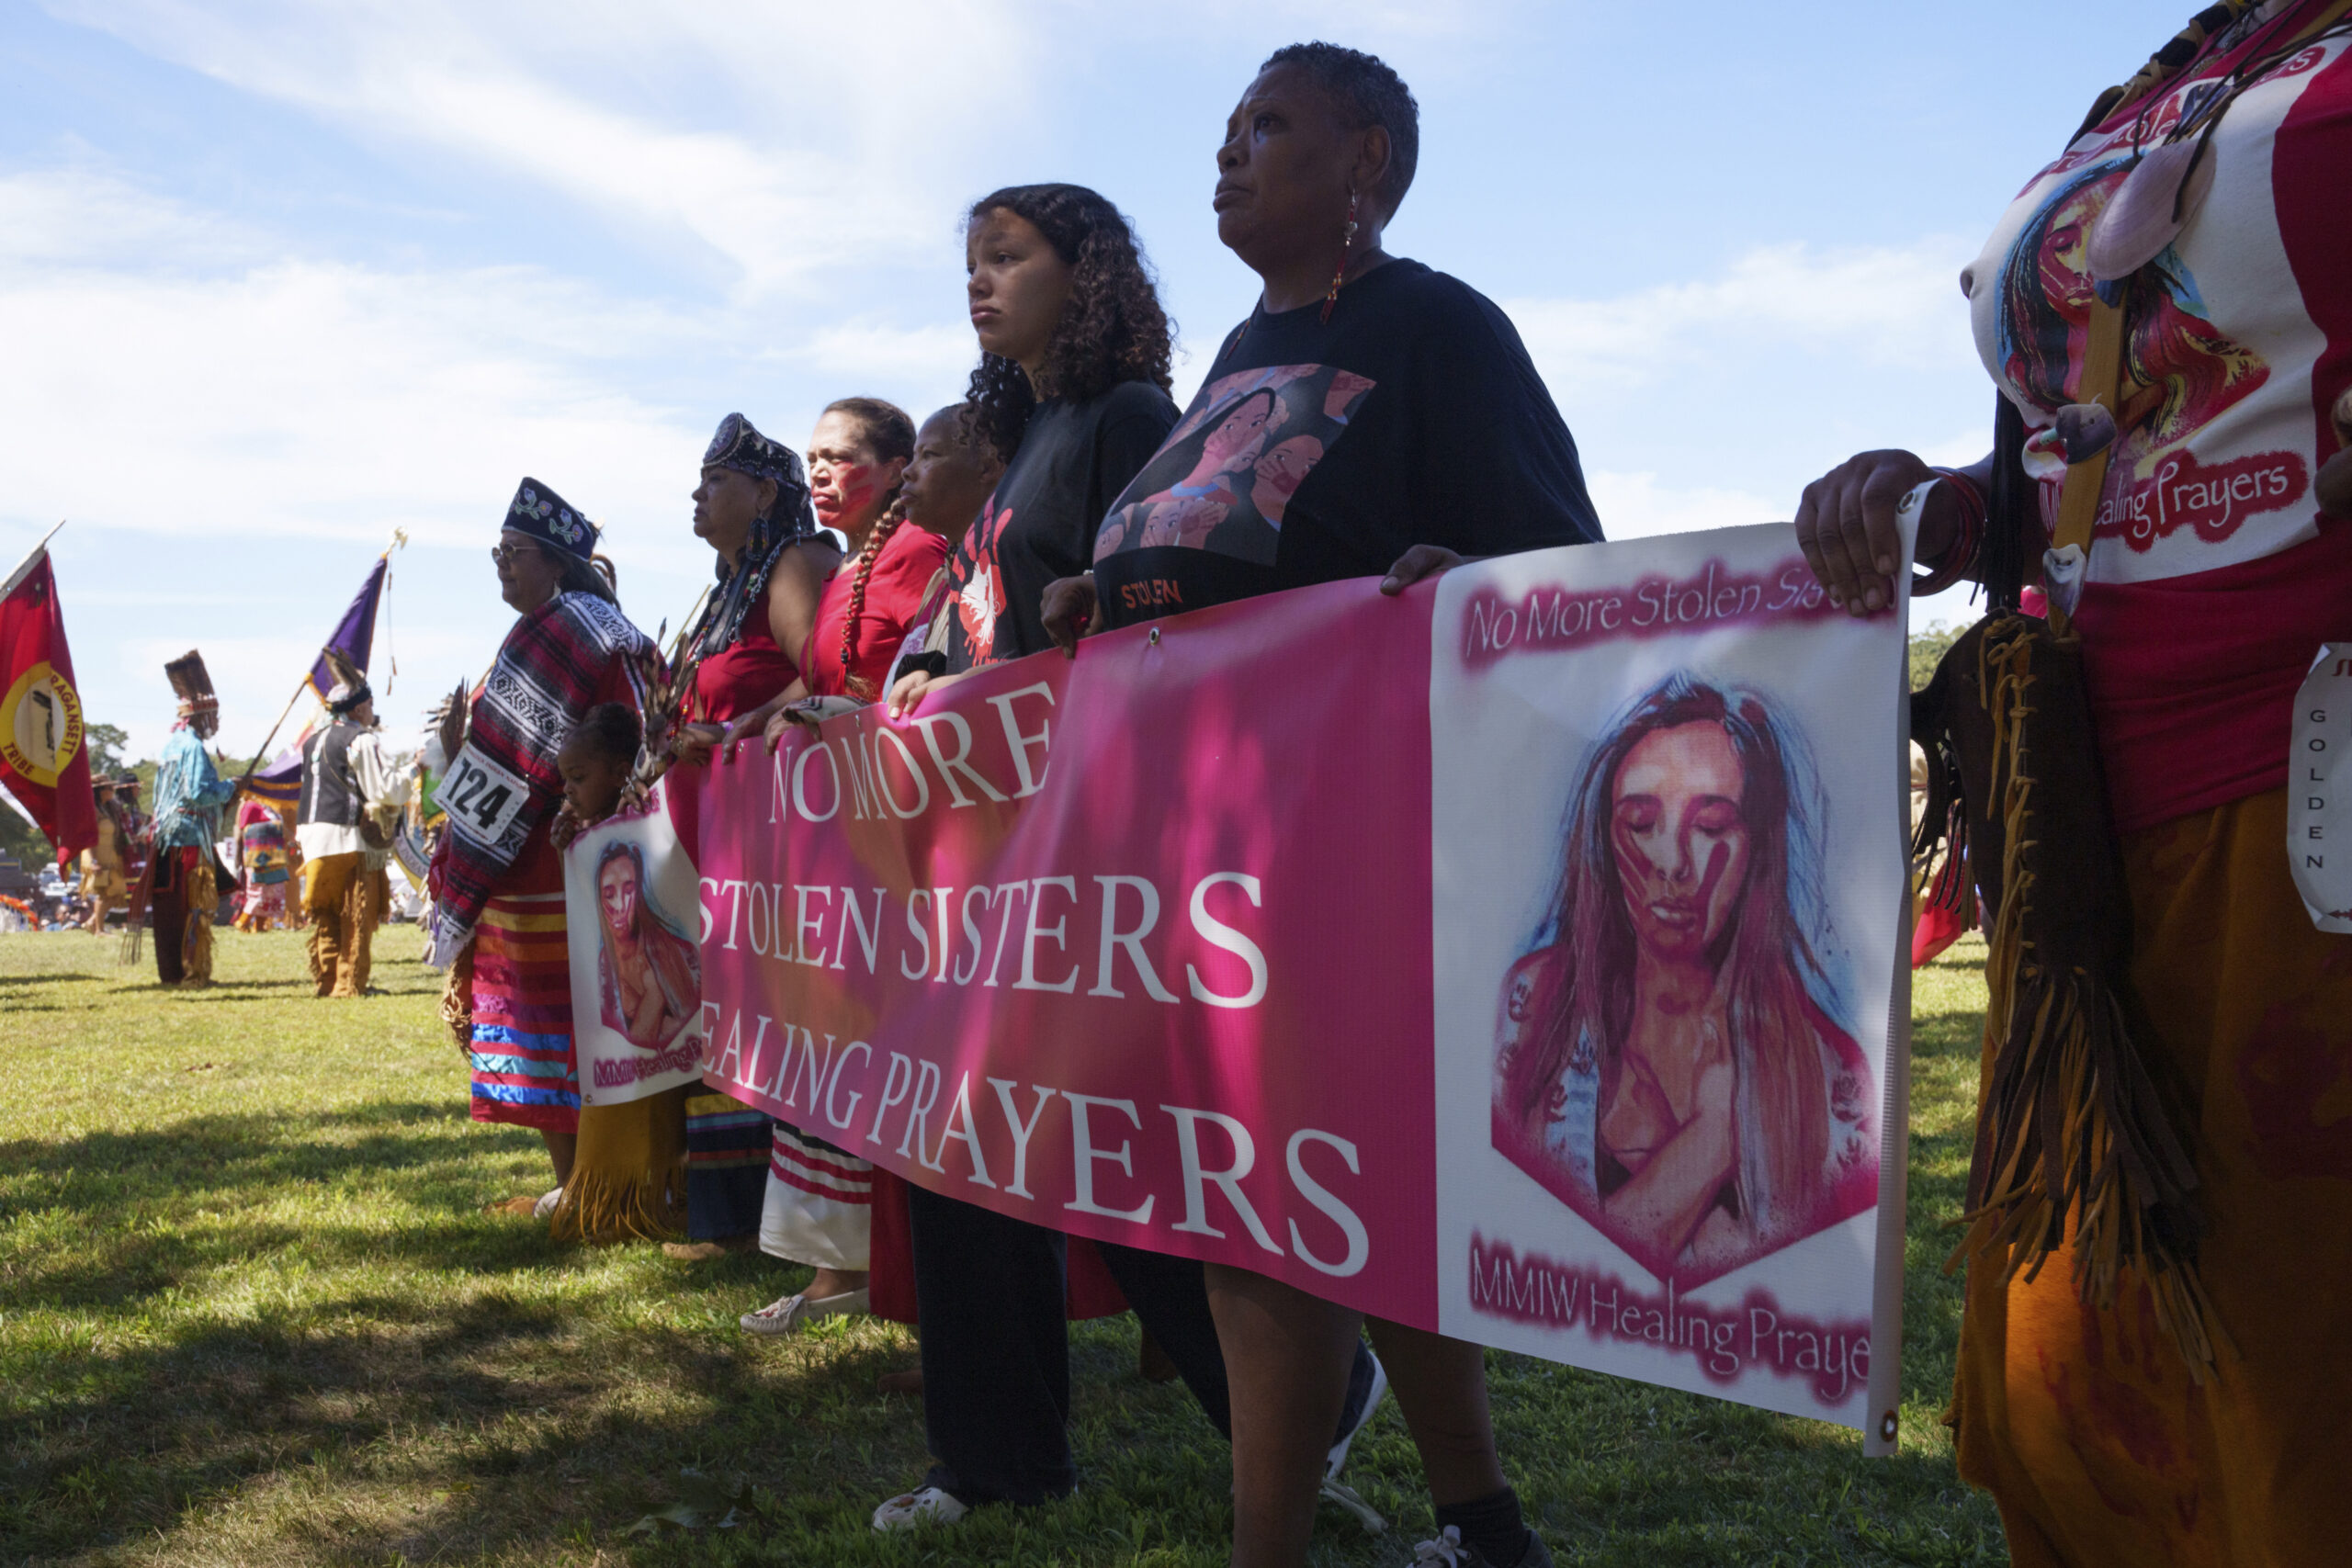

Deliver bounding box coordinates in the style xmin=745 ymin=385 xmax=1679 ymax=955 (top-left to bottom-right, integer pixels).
xmin=681 ymin=566 xmax=807 ymax=1239
xmin=686 ymin=571 xmax=801 ymax=724
xmin=802 ymin=524 xmax=952 ymax=698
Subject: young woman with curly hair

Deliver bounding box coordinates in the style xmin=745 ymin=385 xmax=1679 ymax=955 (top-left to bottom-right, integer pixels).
xmin=887 ymin=183 xmax=1177 ymax=705
xmin=872 ymin=183 xmax=1380 ymax=1533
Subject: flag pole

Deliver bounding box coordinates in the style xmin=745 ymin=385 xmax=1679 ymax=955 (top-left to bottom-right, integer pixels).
xmin=1 ymin=520 xmax=67 ymax=601
xmin=237 ymin=671 xmax=321 ymax=789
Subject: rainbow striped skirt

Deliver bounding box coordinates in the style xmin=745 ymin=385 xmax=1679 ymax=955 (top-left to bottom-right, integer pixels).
xmin=468 ymin=892 xmax=580 ymax=1133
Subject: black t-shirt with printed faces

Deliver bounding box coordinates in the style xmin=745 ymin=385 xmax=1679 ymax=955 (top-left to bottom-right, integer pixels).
xmin=940 ymin=380 xmax=1180 ymax=672
xmin=1091 ymin=258 xmax=1603 ymax=628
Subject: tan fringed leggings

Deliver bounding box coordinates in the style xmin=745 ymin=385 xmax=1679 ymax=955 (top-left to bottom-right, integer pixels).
xmin=302 ymin=852 xmax=379 ymax=998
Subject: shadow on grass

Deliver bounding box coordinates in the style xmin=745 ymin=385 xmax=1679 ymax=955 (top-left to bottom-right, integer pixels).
xmin=0 ymin=1277 xmax=954 ymax=1562
xmin=0 ymin=1103 xmax=587 ymax=1310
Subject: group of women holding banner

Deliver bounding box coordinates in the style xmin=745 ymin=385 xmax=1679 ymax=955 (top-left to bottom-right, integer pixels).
xmin=423 ymin=12 xmax=2352 ymax=1567
xmin=428 ymin=42 xmax=1593 ymax=1568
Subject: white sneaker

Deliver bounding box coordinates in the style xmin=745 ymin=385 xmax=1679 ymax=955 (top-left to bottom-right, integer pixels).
xmin=1326 ymin=1346 xmax=1389 ymax=1480
xmin=1413 ymin=1526 xmax=1475 ymax=1565
xmin=531 ymin=1187 xmax=564 ymax=1222
xmin=871 ymin=1484 xmax=968 ymax=1530
xmin=1409 ymin=1523 xmax=1552 ymax=1567
xmin=740 ymin=1286 xmax=870 ymax=1337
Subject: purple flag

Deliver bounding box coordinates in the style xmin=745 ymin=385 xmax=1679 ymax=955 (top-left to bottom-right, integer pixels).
xmin=309 ymin=555 xmax=387 ymax=701
xmin=241 ymin=552 xmax=389 ymax=807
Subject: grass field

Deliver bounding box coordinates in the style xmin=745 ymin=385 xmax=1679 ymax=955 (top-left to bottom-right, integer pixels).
xmin=0 ymin=928 xmax=2008 ymax=1567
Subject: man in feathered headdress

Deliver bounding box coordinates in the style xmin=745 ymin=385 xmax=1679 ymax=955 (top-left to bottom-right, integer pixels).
xmin=151 ymin=650 xmax=234 ymax=986
xmin=296 ymin=649 xmax=409 ymax=998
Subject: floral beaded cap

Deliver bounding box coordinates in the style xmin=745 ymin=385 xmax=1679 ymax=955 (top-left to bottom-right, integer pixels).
xmin=682 ymin=412 xmax=824 ymax=660
xmin=504 ymin=478 xmax=596 ymax=559
xmin=703 ymin=412 xmax=811 ymax=507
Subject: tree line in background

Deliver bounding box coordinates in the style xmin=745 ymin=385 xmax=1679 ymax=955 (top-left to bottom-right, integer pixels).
xmin=1909 ymin=622 xmax=1962 ymax=694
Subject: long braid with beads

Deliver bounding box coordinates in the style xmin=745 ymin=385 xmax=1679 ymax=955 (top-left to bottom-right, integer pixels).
xmin=812 ymin=397 xmax=915 ymax=698
xmin=837 ymin=498 xmax=910 ymax=699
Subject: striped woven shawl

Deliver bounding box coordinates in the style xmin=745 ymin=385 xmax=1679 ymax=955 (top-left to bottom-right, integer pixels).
xmin=426 ymin=592 xmax=654 ymax=965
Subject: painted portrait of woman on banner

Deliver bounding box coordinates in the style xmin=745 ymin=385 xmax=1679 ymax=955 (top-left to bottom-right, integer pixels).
xmin=1491 ymin=672 xmax=1877 ymax=1284
xmin=594 ymin=838 xmax=699 ymax=1051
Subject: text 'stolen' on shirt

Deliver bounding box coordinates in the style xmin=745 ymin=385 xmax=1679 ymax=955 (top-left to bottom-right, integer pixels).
xmin=1093 ymin=257 xmax=1603 ymax=629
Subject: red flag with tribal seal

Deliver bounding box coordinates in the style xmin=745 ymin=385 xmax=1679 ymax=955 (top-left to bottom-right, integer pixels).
xmin=0 ymin=539 xmax=98 ymax=860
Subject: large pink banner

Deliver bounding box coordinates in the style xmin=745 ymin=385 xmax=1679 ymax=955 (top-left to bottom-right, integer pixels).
xmin=691 ymin=577 xmax=1441 ymax=1325
xmin=684 ymin=525 xmax=1914 ymax=1445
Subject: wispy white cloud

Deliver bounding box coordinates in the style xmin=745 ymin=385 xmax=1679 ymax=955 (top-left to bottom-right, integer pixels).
xmin=793 ymin=320 xmax=977 ymax=400
xmin=42 ymin=0 xmax=1043 ymax=296
xmin=1507 ymin=240 xmax=1977 ymax=394
xmin=1585 ymin=469 xmax=1784 ymax=541
xmin=0 ymin=168 xmax=724 ymax=558
xmin=0 ymin=161 xmax=251 ymax=267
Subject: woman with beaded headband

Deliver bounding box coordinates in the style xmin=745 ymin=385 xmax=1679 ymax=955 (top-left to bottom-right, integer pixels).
xmin=668 ymin=413 xmax=841 ymax=765
xmin=661 ymin=414 xmax=842 ymax=1259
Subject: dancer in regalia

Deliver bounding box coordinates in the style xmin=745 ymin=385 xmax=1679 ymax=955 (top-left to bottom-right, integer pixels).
xmin=150 ymin=651 xmax=235 ymax=987
xmin=296 ymin=663 xmax=407 ymax=997
xmin=232 ymin=797 xmax=291 ymax=932
xmin=79 ymin=777 xmax=130 ymax=934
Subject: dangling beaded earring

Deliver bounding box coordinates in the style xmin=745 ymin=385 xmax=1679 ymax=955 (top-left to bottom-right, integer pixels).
xmin=1320 ymin=189 xmax=1360 ymax=324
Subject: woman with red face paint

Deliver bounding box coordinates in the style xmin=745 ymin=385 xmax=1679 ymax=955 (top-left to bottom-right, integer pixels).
xmin=800 ymin=398 xmax=934 ymax=701
xmin=805 ymin=397 xmax=913 ymax=554
xmin=1040 ymin=41 xmax=1600 ymax=1568
xmin=1493 ymin=676 xmax=1873 ymax=1280
xmin=735 ymin=396 xmax=928 ymax=1337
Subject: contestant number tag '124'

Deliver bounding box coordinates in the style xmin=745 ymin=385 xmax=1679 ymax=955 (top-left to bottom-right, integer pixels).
xmin=2290 ymin=645 xmax=2352 ymax=932
xmin=438 ymin=742 xmax=531 ymax=843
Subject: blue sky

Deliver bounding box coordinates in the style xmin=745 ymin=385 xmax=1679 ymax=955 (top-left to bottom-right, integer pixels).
xmin=0 ymin=0 xmax=2190 ymax=761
